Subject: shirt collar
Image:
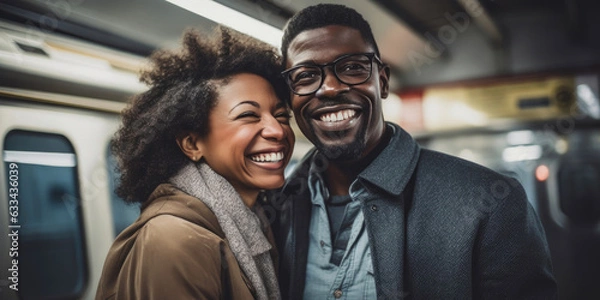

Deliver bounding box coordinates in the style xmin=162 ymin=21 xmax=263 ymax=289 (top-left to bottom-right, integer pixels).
xmin=307 ymin=152 xmax=330 ymax=205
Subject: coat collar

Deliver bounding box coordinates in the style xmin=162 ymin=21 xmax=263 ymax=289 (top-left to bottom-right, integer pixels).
xmin=357 ymin=122 xmax=421 ymax=197
xmin=282 ymin=122 xmax=421 ymax=198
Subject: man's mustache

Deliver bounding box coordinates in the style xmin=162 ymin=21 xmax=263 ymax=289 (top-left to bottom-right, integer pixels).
xmin=311 ymin=96 xmax=356 ymax=108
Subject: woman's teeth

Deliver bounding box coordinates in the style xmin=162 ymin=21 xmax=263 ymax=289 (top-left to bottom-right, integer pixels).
xmin=251 ymin=152 xmax=284 ymax=162
xmin=320 ymin=109 xmax=356 ymax=122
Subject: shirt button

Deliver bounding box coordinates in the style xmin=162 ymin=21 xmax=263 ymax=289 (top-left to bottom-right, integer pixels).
xmin=371 ymin=204 xmax=378 ymax=211
xmin=333 ymin=289 xmax=343 ymax=298
xmin=320 ymin=240 xmax=325 ymax=248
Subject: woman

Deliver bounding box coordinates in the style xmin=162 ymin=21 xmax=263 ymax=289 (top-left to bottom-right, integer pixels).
xmin=96 ymin=26 xmax=294 ymax=300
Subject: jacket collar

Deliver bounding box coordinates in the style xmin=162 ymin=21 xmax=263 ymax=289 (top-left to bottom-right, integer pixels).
xmin=282 ymin=123 xmax=420 ymax=198
xmin=357 ymin=122 xmax=421 ymax=197
xmin=280 ymin=147 xmax=317 ymax=196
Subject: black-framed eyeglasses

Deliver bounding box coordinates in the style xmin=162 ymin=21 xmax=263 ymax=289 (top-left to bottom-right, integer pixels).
xmin=281 ymin=52 xmax=383 ymax=96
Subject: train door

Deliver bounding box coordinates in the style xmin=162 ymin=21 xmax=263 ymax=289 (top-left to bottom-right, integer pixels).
xmin=0 ymin=94 xmax=134 ymax=300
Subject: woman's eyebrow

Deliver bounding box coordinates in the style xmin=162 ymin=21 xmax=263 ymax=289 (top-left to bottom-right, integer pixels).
xmin=229 ymin=100 xmax=259 ymax=113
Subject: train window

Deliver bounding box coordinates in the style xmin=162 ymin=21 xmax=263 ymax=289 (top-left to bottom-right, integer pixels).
xmin=558 ymin=159 xmax=600 ymax=224
xmin=3 ymin=130 xmax=87 ymax=299
xmin=106 ymin=146 xmax=140 ymax=237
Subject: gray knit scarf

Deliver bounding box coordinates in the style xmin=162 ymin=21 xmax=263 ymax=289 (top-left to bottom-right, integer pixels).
xmin=169 ymin=162 xmax=281 ymax=300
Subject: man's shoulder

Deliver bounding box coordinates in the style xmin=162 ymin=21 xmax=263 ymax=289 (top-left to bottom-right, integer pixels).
xmin=288 ymin=148 xmax=317 ymax=176
xmin=279 ymin=148 xmax=317 ymax=192
xmin=263 ymin=149 xmax=316 ymax=218
xmin=414 ymin=148 xmax=527 ymax=213
xmin=417 ymin=148 xmax=510 ymax=182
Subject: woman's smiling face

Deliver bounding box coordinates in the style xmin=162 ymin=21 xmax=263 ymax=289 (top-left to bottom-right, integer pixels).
xmin=196 ymin=73 xmax=295 ymax=203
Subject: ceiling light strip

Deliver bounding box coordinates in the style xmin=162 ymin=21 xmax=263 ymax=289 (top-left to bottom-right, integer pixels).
xmin=166 ymin=0 xmax=283 ymax=47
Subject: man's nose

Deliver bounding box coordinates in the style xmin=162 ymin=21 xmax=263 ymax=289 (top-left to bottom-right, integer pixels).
xmin=315 ymin=68 xmax=349 ymax=98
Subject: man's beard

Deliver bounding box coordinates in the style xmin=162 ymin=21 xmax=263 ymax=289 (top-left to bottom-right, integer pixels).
xmin=302 ymin=96 xmax=367 ymax=161
xmin=313 ymin=128 xmax=366 ymax=161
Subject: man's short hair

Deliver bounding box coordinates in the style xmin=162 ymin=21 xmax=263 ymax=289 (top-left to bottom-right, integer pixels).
xmin=281 ymin=4 xmax=380 ymax=65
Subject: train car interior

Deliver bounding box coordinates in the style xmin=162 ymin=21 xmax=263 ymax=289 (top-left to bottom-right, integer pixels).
xmin=1 ymin=0 xmax=599 ymax=299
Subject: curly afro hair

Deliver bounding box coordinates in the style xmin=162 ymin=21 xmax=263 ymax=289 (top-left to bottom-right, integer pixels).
xmin=281 ymin=4 xmax=380 ymax=66
xmin=112 ymin=26 xmax=286 ymax=204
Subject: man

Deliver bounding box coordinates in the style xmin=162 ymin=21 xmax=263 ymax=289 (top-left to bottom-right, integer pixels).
xmin=269 ymin=3 xmax=557 ymax=300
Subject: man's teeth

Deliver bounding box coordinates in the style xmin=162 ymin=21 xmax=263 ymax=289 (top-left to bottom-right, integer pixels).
xmin=320 ymin=109 xmax=356 ymax=122
xmin=251 ymin=152 xmax=284 ymax=162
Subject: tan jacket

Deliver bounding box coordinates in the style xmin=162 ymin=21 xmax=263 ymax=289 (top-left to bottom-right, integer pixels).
xmin=96 ymin=184 xmax=278 ymax=300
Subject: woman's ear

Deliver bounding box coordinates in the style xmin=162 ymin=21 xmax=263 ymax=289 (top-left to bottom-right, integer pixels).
xmin=176 ymin=133 xmax=203 ymax=162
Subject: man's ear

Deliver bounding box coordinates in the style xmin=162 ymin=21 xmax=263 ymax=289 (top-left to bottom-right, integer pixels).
xmin=379 ymin=64 xmax=391 ymax=99
xmin=176 ymin=132 xmax=203 ymax=162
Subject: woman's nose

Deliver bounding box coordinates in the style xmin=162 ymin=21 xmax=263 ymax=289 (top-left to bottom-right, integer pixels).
xmin=261 ymin=116 xmax=285 ymax=140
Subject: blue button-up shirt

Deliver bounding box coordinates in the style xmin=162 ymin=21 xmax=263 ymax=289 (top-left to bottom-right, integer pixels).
xmin=303 ymin=154 xmax=377 ymax=300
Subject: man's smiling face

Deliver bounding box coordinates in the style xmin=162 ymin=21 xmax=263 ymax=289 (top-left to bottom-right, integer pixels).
xmin=285 ymin=25 xmax=389 ymax=161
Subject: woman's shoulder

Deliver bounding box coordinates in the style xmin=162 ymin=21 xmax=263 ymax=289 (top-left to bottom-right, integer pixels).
xmin=138 ymin=213 xmax=225 ymax=254
xmin=108 ymin=214 xmax=237 ymax=300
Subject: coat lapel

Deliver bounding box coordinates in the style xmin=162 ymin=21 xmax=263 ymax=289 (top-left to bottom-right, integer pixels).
xmin=362 ymin=188 xmax=409 ymax=299
xmin=290 ymin=187 xmax=311 ymax=299
xmin=274 ymin=151 xmax=314 ymax=300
